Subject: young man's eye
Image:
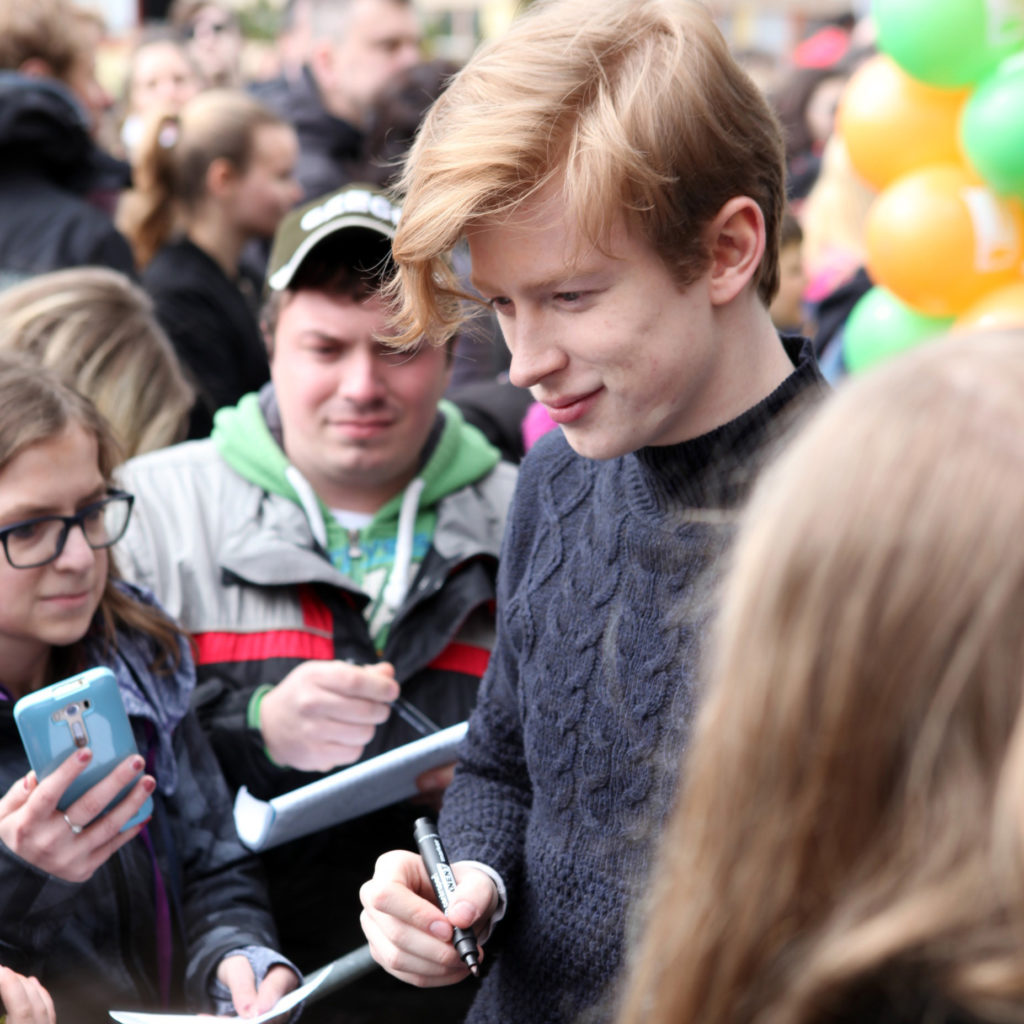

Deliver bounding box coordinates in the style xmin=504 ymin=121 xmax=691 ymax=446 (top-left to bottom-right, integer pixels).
xmin=308 ymin=343 xmax=339 ymax=357
xmin=555 ymin=291 xmax=582 ymax=303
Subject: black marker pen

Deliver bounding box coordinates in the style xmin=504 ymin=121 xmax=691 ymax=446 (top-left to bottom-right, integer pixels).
xmin=413 ymin=816 xmax=481 ymax=978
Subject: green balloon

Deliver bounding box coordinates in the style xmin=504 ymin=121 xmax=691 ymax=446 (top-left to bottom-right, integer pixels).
xmin=962 ymin=54 xmax=1024 ymax=199
xmin=844 ymin=287 xmax=953 ymax=374
xmin=874 ymin=0 xmax=1024 ymax=88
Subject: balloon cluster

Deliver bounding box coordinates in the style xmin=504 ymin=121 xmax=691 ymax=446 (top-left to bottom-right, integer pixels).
xmin=836 ymin=0 xmax=1024 ymax=373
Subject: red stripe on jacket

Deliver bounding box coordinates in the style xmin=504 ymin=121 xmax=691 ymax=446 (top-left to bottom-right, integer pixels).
xmin=194 ymin=585 xmax=334 ymax=664
xmin=427 ymin=643 xmax=490 ymax=678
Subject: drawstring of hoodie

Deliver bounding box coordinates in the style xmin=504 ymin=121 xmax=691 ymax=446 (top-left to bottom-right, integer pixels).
xmin=384 ymin=477 xmax=426 ymax=611
xmin=286 ymin=464 xmax=426 ymax=614
xmin=285 ymin=465 xmax=328 ymax=549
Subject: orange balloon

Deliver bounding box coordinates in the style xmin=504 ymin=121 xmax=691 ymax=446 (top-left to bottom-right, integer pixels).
xmin=866 ymin=164 xmax=1024 ymax=318
xmin=953 ymin=280 xmax=1024 ymax=332
xmin=838 ymin=55 xmax=969 ymax=192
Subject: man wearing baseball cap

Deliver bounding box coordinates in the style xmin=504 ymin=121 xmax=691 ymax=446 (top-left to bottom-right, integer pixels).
xmin=117 ymin=182 xmax=517 ymax=1023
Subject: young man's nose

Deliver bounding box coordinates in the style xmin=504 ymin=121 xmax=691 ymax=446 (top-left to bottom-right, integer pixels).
xmin=338 ymin=347 xmax=388 ymax=402
xmin=505 ymin=317 xmax=566 ymax=390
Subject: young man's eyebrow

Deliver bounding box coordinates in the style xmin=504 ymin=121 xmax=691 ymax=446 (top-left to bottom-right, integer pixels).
xmin=471 ymin=270 xmax=601 ymax=297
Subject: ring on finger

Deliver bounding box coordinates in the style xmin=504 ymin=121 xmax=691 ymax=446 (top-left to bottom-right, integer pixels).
xmin=62 ymin=811 xmax=84 ymax=836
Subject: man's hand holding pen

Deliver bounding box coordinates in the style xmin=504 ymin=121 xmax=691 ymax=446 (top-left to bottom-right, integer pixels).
xmin=258 ymin=659 xmax=400 ymax=772
xmin=360 ymin=851 xmax=499 ymax=987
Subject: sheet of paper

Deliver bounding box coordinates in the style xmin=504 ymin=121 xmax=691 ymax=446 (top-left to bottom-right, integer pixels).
xmin=233 ymin=720 xmax=469 ymax=851
xmin=109 ymin=964 xmax=331 ymax=1023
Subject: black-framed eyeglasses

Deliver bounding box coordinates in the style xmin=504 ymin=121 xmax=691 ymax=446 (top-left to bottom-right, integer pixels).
xmin=0 ymin=489 xmax=134 ymax=569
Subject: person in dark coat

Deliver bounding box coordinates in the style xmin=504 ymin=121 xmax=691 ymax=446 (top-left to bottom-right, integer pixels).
xmin=0 ymin=0 xmax=134 ymax=286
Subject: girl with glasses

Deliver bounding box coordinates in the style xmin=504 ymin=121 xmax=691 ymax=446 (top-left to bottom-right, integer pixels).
xmin=0 ymin=357 xmax=298 ymax=1021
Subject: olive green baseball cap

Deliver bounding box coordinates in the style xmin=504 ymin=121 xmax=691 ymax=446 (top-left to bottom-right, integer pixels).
xmin=265 ymin=183 xmax=402 ymax=292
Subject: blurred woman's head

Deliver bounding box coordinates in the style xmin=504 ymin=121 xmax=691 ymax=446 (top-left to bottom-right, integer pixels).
xmin=0 ymin=267 xmax=192 ymax=457
xmin=619 ymin=330 xmax=1024 ymax=1024
xmin=118 ymin=87 xmax=300 ymax=268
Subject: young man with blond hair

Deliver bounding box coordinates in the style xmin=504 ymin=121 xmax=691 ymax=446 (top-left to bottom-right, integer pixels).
xmin=359 ymin=0 xmax=828 ymax=1020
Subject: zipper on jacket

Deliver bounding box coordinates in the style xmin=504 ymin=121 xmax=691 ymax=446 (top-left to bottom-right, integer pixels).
xmin=347 ymin=529 xmax=363 ymax=559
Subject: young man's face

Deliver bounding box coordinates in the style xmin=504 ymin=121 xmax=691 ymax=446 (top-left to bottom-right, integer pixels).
xmin=271 ymin=288 xmax=451 ymax=513
xmin=467 ymin=186 xmax=736 ymax=460
xmin=769 ymin=240 xmax=807 ymax=332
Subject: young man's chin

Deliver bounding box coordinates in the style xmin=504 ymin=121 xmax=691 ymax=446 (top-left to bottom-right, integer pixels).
xmin=561 ymin=427 xmax=634 ymax=462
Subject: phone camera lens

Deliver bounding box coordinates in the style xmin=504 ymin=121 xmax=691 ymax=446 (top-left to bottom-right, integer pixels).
xmin=65 ymin=703 xmax=79 ymax=716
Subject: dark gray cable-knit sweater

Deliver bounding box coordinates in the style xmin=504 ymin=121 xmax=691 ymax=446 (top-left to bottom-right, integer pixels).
xmin=439 ymin=337 xmax=827 ymax=1023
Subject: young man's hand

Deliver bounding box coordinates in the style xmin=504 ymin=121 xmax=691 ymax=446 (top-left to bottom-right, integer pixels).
xmin=359 ymin=851 xmax=498 ymax=987
xmin=259 ymin=660 xmax=400 ymax=772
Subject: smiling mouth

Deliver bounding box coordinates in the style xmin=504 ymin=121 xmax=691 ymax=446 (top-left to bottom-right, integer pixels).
xmin=542 ymin=388 xmax=602 ymax=424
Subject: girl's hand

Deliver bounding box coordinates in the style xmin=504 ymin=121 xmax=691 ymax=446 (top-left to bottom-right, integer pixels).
xmin=0 ymin=749 xmax=155 ymax=883
xmin=0 ymin=965 xmax=56 ymax=1024
xmin=216 ymin=957 xmax=299 ymax=1021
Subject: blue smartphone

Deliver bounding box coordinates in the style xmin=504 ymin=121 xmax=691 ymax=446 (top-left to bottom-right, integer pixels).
xmin=13 ymin=667 xmax=153 ymax=832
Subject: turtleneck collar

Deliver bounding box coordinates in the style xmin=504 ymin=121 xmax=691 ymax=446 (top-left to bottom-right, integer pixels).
xmin=632 ymin=335 xmax=828 ymax=513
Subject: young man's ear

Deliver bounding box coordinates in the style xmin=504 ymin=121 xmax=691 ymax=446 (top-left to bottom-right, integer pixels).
xmin=704 ymin=196 xmax=766 ymax=306
xmin=307 ymin=39 xmax=338 ymax=95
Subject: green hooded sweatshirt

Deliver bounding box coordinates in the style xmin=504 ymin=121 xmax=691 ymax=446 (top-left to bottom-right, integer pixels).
xmin=212 ymin=390 xmax=501 ymax=650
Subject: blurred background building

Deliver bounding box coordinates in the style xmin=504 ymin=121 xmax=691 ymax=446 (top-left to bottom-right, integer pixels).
xmin=88 ymin=0 xmax=871 ymax=71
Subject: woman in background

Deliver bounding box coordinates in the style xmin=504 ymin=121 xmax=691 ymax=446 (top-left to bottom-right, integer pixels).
xmin=618 ymin=330 xmax=1024 ymax=1024
xmin=118 ymin=88 xmax=300 ymax=437
xmin=0 ymin=267 xmax=192 ymax=457
xmin=117 ymin=27 xmax=202 ymax=160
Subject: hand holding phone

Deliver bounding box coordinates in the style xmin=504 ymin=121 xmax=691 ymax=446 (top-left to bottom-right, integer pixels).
xmin=14 ymin=667 xmax=153 ymax=831
xmin=0 ymin=668 xmax=157 ymax=882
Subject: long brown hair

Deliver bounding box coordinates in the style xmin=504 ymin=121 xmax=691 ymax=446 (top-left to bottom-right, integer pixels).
xmin=618 ymin=330 xmax=1024 ymax=1024
xmin=0 ymin=357 xmax=182 ymax=681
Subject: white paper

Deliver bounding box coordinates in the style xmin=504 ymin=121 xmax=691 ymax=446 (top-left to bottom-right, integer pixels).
xmin=109 ymin=964 xmax=331 ymax=1023
xmin=233 ymin=721 xmax=469 ymax=851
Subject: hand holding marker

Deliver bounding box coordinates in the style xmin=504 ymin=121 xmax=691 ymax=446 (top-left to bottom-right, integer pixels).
xmin=413 ymin=817 xmax=481 ymax=977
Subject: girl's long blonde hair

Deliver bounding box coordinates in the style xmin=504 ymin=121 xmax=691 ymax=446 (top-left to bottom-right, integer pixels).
xmin=0 ymin=267 xmax=192 ymax=457
xmin=619 ymin=330 xmax=1024 ymax=1024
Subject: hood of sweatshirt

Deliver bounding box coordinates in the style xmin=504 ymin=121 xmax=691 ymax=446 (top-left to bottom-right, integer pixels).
xmin=212 ymin=384 xmax=501 ymax=613
xmin=0 ymin=73 xmax=130 ymax=193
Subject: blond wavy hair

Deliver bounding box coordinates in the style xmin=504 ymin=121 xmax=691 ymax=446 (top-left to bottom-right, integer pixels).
xmin=388 ymin=0 xmax=785 ymax=345
xmin=618 ymin=329 xmax=1024 ymax=1024
xmin=0 ymin=268 xmax=192 ymax=457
